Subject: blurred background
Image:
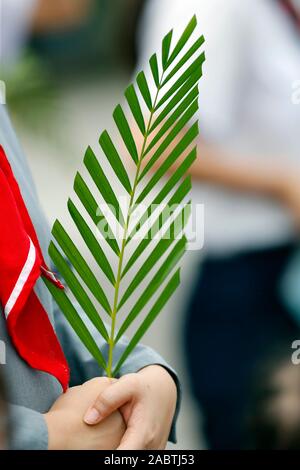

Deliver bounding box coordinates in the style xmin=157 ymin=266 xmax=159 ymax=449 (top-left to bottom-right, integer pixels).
xmin=1 ymin=0 xmax=300 ymax=450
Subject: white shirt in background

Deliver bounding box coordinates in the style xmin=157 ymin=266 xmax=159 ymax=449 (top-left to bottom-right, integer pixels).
xmin=138 ymin=0 xmax=300 ymax=255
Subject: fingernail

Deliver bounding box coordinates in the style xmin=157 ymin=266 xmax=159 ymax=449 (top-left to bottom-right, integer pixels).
xmin=84 ymin=408 xmax=101 ymax=424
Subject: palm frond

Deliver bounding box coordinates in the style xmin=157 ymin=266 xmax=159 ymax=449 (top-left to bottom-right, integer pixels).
xmin=44 ymin=16 xmax=205 ymax=377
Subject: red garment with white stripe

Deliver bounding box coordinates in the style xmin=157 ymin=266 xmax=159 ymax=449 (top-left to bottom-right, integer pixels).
xmin=0 ymin=146 xmax=69 ymax=391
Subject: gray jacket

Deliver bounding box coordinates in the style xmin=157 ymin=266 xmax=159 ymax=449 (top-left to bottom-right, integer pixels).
xmin=0 ymin=106 xmax=180 ymax=449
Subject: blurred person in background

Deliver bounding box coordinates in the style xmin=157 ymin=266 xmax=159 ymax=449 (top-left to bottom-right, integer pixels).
xmin=247 ymin=344 xmax=300 ymax=449
xmin=1 ymin=1 xmax=146 ymax=129
xmin=1 ymin=0 xmax=146 ymax=73
xmin=137 ymin=0 xmax=300 ymax=449
xmin=1 ymin=0 xmax=94 ymax=67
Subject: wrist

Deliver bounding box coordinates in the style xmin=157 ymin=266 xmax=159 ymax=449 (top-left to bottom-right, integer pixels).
xmin=138 ymin=365 xmax=178 ymax=448
xmin=44 ymin=411 xmax=67 ymax=450
xmin=138 ymin=365 xmax=177 ymax=406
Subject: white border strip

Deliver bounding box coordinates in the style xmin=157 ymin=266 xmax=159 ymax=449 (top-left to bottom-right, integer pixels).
xmin=4 ymin=237 xmax=36 ymax=318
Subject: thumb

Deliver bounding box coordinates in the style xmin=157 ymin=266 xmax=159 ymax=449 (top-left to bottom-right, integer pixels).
xmin=117 ymin=425 xmax=146 ymax=450
xmin=83 ymin=377 xmax=134 ymax=425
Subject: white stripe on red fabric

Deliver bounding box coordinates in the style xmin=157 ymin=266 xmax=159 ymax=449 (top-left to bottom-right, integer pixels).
xmin=4 ymin=237 xmax=36 ymax=318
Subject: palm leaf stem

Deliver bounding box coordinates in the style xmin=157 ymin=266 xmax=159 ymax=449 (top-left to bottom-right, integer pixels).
xmin=106 ymin=74 xmax=165 ymax=377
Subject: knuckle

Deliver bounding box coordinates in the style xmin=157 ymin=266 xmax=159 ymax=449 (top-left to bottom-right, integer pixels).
xmin=124 ymin=373 xmax=141 ymax=390
xmin=95 ymin=391 xmax=111 ymax=411
xmin=101 ymin=377 xmax=113 ymax=387
xmin=97 ymin=376 xmax=112 ymax=385
xmin=86 ymin=376 xmax=111 ymax=389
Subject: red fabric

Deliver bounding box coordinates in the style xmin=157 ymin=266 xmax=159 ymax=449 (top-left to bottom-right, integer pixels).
xmin=0 ymin=146 xmax=69 ymax=391
xmin=280 ymin=0 xmax=300 ymax=29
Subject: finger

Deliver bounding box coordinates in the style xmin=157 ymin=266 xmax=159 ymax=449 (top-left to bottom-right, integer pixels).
xmin=83 ymin=375 xmax=137 ymax=425
xmin=117 ymin=426 xmax=146 ymax=450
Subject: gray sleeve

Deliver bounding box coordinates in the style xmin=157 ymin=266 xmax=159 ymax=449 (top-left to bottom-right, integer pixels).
xmin=54 ymin=305 xmax=181 ymax=443
xmin=8 ymin=404 xmax=48 ymax=450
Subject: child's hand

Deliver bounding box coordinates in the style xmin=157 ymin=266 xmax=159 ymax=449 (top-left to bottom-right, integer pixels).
xmin=45 ymin=377 xmax=125 ymax=450
xmin=84 ymin=365 xmax=177 ymax=450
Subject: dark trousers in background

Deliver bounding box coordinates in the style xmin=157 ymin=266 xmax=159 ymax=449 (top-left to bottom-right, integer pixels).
xmin=184 ymin=244 xmax=300 ymax=450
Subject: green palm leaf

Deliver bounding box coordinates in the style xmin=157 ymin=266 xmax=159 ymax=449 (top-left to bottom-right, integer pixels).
xmin=52 ymin=220 xmax=111 ymax=315
xmin=45 ymin=16 xmax=204 ymax=377
xmin=99 ymin=131 xmax=132 ymax=194
xmin=156 ymin=52 xmax=205 ymax=109
xmin=113 ymin=271 xmax=181 ymax=376
xmin=125 ymin=85 xmax=146 ymax=136
xmin=118 ymin=203 xmax=190 ymax=309
xmin=123 ymin=177 xmax=191 ymax=275
xmin=150 ymin=68 xmax=202 ymax=132
xmin=84 ymin=146 xmax=125 ymax=226
xmin=167 ymin=15 xmax=198 ymax=66
xmin=68 ymin=198 xmax=116 ymax=285
xmin=74 ymin=172 xmax=120 ymax=256
xmin=115 ymin=236 xmax=186 ymax=342
xmin=136 ymin=72 xmax=153 ymax=111
xmin=136 ymin=122 xmax=198 ymax=202
xmin=149 ymin=54 xmax=160 ymax=87
xmin=49 ymin=241 xmax=109 ymax=342
xmin=141 ymin=99 xmax=199 ymax=178
xmin=162 ymin=30 xmax=173 ymax=70
xmin=113 ymin=104 xmax=138 ymax=164
xmin=144 ymin=86 xmax=199 ymax=155
xmin=44 ymin=278 xmax=107 ymax=370
xmin=128 ymin=149 xmax=196 ymax=239
xmin=163 ymin=36 xmax=205 ymax=85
